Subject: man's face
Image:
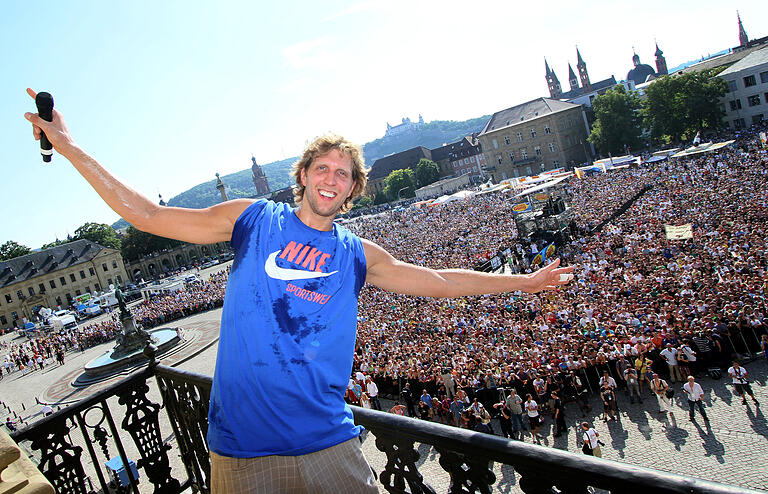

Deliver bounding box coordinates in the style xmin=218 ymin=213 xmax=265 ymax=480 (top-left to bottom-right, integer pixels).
xmin=300 ymin=149 xmax=356 ymax=219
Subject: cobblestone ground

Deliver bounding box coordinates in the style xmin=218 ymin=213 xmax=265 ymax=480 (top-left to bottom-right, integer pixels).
xmin=2 ymin=303 xmax=767 ymax=492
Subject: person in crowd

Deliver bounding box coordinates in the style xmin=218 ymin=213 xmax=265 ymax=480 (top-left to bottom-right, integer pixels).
xmin=683 ymin=376 xmax=709 ymax=422
xmin=728 ymin=360 xmax=759 ymax=406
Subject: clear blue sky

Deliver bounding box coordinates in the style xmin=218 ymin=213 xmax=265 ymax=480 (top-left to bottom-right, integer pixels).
xmin=2 ymin=0 xmax=765 ymax=248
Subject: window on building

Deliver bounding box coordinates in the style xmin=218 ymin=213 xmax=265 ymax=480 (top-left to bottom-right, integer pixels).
xmin=0 ymin=316 xmax=6 ymax=326
xmin=89 ymin=267 xmax=95 ymax=276
xmin=553 ymin=160 xmax=560 ymax=167
xmin=729 ymin=100 xmax=742 ymax=111
xmin=516 ymin=132 xmax=523 ymax=142
xmin=513 ymin=168 xmax=520 ymax=178
xmin=17 ymin=290 xmax=23 ymax=300
xmin=69 ymin=274 xmax=76 ymax=283
xmin=65 ymin=293 xmax=72 ymax=303
xmin=520 ymin=148 xmax=528 ymax=159
xmin=464 ymin=158 xmax=469 ymax=164
xmin=39 ymin=283 xmax=46 ymax=294
xmin=540 ymin=163 xmax=546 ymax=172
xmin=473 ymin=166 xmax=477 ymax=172
xmin=75 ymin=289 xmax=81 ymax=296
xmin=56 ymin=296 xmax=62 ymax=306
xmin=747 ymin=95 xmax=761 ymax=107
xmin=752 ymin=114 xmax=764 ymax=125
xmin=544 ymin=125 xmax=551 ymax=134
xmin=116 ymin=275 xmax=123 ymax=285
xmin=535 ymin=146 xmax=542 ymax=156
xmin=107 ymin=278 xmax=113 ymax=286
xmin=492 ymin=139 xmax=498 ymax=149
xmin=102 ymin=263 xmax=108 ymax=272
xmin=744 ymin=75 xmax=756 ymax=87
xmin=727 ymin=80 xmax=737 ymax=92
xmin=530 ymin=128 xmax=537 ymax=138
xmin=504 ymin=135 xmax=511 ymax=145
xmin=49 ymin=280 xmax=56 ymax=289
xmin=470 ymin=156 xmax=475 ymax=163
xmin=80 ymin=270 xmax=86 ymax=280
xmin=525 ymin=166 xmax=533 ymax=175
xmin=565 ymin=135 xmax=572 ymax=146
xmin=94 ymin=283 xmax=101 ymax=292
xmin=497 ymin=155 xmax=503 ymax=165
xmin=761 ymin=71 xmax=768 ymax=84
xmin=85 ymin=286 xmax=90 ymax=294
xmin=734 ymin=118 xmax=746 ymax=129
xmin=60 ymin=276 xmax=67 ymax=286
xmin=509 ymin=152 xmax=515 ymax=162
xmin=112 ymin=261 xmax=118 ymax=269
xmin=27 ymin=286 xmax=35 ymax=296
xmin=548 ymin=143 xmax=556 ymax=152
xmin=5 ymin=294 xmax=11 ymax=304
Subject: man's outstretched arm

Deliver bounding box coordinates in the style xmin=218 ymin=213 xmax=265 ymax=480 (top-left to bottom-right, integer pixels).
xmin=362 ymin=238 xmax=574 ymax=298
xmin=24 ymin=88 xmax=251 ymax=244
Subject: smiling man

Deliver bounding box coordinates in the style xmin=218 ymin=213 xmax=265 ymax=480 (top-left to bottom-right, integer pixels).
xmin=24 ymin=88 xmax=574 ymax=493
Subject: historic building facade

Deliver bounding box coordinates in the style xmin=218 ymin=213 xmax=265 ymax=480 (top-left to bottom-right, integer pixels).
xmin=477 ymin=98 xmax=590 ymax=182
xmin=366 ymin=146 xmax=433 ymax=197
xmin=384 ymin=115 xmax=425 ymax=138
xmin=719 ymin=46 xmax=768 ymax=129
xmin=0 ymin=239 xmax=129 ymax=328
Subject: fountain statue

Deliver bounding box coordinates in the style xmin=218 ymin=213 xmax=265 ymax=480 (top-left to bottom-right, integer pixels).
xmin=111 ymin=287 xmax=156 ymax=358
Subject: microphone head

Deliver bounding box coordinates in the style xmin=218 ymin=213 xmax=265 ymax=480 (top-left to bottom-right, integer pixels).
xmin=35 ymin=92 xmax=54 ymax=121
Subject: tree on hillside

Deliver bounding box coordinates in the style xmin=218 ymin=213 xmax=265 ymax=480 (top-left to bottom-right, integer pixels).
xmin=73 ymin=222 xmax=121 ymax=249
xmin=351 ymin=196 xmax=372 ymax=211
xmin=120 ymin=226 xmax=183 ymax=262
xmin=383 ymin=169 xmax=416 ymax=201
xmin=414 ymin=159 xmax=440 ymax=188
xmin=40 ymin=238 xmax=69 ymax=250
xmin=643 ymin=70 xmax=727 ymax=143
xmin=0 ymin=241 xmax=32 ymax=261
xmin=588 ymin=85 xmax=643 ymax=156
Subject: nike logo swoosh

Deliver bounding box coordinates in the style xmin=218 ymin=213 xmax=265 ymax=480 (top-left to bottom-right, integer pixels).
xmin=264 ymin=251 xmax=338 ymax=281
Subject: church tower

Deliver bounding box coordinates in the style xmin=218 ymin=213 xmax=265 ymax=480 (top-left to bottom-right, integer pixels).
xmin=215 ymin=173 xmax=228 ymax=202
xmin=737 ymin=11 xmax=749 ymax=47
xmin=654 ymin=43 xmax=668 ymax=75
xmin=576 ymin=47 xmax=591 ymax=91
xmin=567 ymin=63 xmax=579 ymax=91
xmin=545 ymin=58 xmax=562 ymax=99
xmin=251 ymin=156 xmax=270 ymax=196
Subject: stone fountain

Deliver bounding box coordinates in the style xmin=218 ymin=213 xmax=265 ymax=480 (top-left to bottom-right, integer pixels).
xmin=83 ymin=288 xmax=180 ymax=378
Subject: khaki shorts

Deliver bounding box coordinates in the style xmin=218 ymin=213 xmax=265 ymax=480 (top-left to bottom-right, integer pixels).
xmin=210 ymin=437 xmax=379 ymax=493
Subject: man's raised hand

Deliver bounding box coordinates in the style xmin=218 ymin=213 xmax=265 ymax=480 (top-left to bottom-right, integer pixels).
xmin=24 ymin=88 xmax=76 ymax=157
xmin=525 ymin=258 xmax=575 ymax=292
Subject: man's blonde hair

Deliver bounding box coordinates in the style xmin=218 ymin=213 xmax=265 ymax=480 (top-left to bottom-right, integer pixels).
xmin=291 ymin=134 xmax=368 ymax=213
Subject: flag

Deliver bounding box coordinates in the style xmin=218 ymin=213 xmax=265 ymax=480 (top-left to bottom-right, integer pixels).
xmin=664 ymin=224 xmax=693 ymax=240
xmin=574 ymin=168 xmax=584 ymax=179
xmin=760 ymin=132 xmax=767 ymax=149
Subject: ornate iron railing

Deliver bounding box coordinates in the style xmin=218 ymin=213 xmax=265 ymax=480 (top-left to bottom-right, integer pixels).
xmin=11 ymin=360 xmax=761 ymax=494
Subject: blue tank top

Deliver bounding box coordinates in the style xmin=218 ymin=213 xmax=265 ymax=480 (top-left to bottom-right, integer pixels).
xmin=207 ymin=200 xmax=367 ymax=457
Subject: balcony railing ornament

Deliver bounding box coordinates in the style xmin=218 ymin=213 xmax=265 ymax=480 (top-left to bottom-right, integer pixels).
xmin=117 ymin=378 xmax=180 ymax=492
xmin=373 ymin=434 xmax=435 ymax=494
xmin=29 ymin=417 xmax=89 ymax=493
xmin=436 ymin=448 xmax=495 ymax=494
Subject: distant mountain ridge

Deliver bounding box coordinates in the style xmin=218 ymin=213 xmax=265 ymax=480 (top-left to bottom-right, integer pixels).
xmin=111 ymin=114 xmax=489 ymax=229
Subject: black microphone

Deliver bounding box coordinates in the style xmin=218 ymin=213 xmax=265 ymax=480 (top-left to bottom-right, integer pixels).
xmin=35 ymin=92 xmax=54 ymax=162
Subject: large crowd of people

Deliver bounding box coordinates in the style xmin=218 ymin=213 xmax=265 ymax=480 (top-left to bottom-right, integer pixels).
xmin=342 ymin=125 xmax=768 ymax=442
xmin=4 ymin=124 xmax=768 ymax=450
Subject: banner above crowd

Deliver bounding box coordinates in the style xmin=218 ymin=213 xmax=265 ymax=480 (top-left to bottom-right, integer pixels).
xmin=664 ymin=224 xmax=693 ymax=240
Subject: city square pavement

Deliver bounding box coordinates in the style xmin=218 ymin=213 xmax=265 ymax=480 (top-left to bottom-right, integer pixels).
xmin=2 ymin=301 xmax=767 ymax=492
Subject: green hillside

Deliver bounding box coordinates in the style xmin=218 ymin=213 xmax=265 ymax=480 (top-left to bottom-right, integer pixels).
xmin=112 ymin=114 xmax=489 ymax=229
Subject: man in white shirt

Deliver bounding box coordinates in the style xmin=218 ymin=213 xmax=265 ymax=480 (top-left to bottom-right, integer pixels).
xmin=581 ymin=422 xmax=602 ymax=458
xmin=728 ymin=360 xmax=759 ymax=406
xmin=682 ymin=376 xmax=709 ymax=422
xmin=599 ymin=371 xmax=617 ymax=390
xmin=365 ymin=376 xmax=381 ymax=411
xmin=660 ymin=344 xmax=683 ymax=383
